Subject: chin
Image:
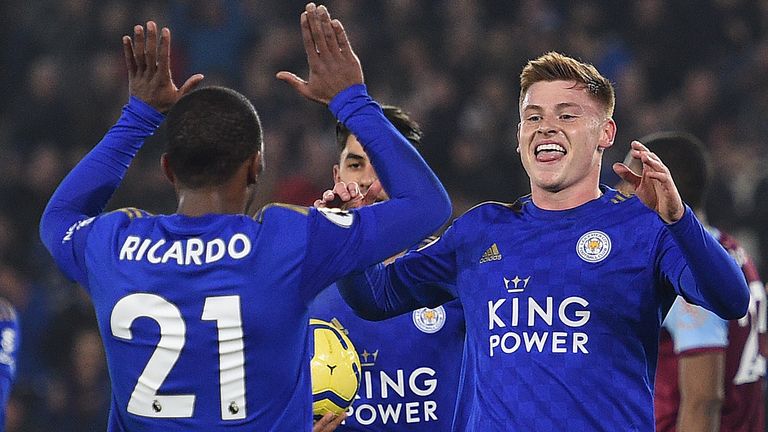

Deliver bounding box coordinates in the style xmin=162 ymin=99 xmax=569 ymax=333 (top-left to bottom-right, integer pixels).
xmin=532 ymin=175 xmax=564 ymax=191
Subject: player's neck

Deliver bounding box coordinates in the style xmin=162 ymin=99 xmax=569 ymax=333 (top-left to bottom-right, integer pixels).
xmin=530 ymin=183 xmax=603 ymax=211
xmin=175 ymin=187 xmax=247 ymax=216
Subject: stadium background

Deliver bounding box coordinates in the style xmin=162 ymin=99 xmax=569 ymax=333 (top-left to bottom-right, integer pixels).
xmin=0 ymin=0 xmax=766 ymax=430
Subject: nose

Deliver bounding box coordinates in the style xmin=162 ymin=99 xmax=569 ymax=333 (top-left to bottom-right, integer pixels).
xmin=537 ymin=118 xmax=558 ymax=135
xmin=356 ymin=167 xmax=377 ymax=192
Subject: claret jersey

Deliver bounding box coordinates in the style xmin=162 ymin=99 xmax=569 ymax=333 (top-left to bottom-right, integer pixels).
xmin=655 ymin=228 xmax=766 ymax=432
xmin=339 ymin=188 xmax=750 ymax=431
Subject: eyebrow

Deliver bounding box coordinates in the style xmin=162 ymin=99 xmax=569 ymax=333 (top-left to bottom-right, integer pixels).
xmin=344 ymin=153 xmax=366 ymax=161
xmin=522 ymin=102 xmax=584 ymax=112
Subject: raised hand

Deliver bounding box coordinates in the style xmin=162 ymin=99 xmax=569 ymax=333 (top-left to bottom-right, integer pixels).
xmin=122 ymin=21 xmax=204 ymax=112
xmin=313 ymin=181 xmax=382 ymax=210
xmin=613 ymin=141 xmax=685 ymax=223
xmin=276 ymin=3 xmax=364 ymax=105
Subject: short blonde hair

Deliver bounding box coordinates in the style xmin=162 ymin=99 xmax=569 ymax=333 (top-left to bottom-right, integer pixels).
xmin=519 ymin=51 xmax=615 ymax=117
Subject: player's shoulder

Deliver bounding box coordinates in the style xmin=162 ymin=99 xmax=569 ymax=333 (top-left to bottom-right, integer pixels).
xmin=457 ymin=199 xmax=523 ymax=223
xmin=72 ymin=207 xmax=151 ymax=238
xmin=257 ymin=203 xmax=361 ymax=231
xmin=109 ymin=207 xmax=152 ymax=219
xmin=597 ymin=186 xmax=643 ymax=210
xmin=251 ymin=203 xmax=330 ymax=243
xmin=252 ymin=202 xmax=310 ymax=223
xmin=605 ymin=188 xmax=636 ymax=206
xmin=98 ymin=207 xmax=153 ymax=224
xmin=600 ymin=187 xmax=664 ymax=224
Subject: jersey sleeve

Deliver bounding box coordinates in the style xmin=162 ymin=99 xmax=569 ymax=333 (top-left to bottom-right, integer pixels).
xmin=655 ymin=207 xmax=750 ymax=320
xmin=39 ymin=97 xmax=164 ymax=285
xmin=336 ymin=220 xmax=460 ymax=320
xmin=296 ymin=85 xmax=451 ymax=301
xmin=663 ymin=296 xmax=728 ymax=354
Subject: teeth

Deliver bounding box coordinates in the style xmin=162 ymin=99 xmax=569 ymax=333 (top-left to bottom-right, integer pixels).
xmin=535 ymin=143 xmax=565 ymax=154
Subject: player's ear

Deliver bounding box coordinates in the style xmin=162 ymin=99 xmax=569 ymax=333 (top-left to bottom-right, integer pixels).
xmin=598 ymin=118 xmax=617 ymax=151
xmin=248 ymin=152 xmax=263 ymax=186
xmin=333 ymin=164 xmax=341 ymax=183
xmin=160 ymin=153 xmax=176 ymax=185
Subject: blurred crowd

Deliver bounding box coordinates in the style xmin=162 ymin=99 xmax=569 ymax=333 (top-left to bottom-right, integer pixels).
xmin=0 ymin=0 xmax=767 ymax=430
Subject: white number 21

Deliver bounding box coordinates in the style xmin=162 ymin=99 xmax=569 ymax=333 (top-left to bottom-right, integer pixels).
xmin=110 ymin=293 xmax=246 ymax=420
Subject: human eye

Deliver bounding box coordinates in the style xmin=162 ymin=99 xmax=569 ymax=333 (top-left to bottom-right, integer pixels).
xmin=559 ymin=113 xmax=578 ymax=121
xmin=525 ymin=114 xmax=542 ymax=122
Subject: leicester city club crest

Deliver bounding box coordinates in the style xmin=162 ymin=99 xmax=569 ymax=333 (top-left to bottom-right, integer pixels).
xmin=412 ymin=306 xmax=446 ymax=334
xmin=576 ymin=230 xmax=611 ymax=263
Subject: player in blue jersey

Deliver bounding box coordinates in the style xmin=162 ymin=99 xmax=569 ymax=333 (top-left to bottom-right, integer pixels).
xmin=616 ymin=132 xmax=766 ymax=432
xmin=0 ymin=298 xmax=18 ymax=432
xmin=334 ymin=52 xmax=751 ymax=431
xmin=38 ymin=4 xmax=451 ymax=431
xmin=310 ymin=106 xmax=465 ymax=431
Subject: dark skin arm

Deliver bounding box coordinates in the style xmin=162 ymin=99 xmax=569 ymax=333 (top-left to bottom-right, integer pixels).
xmin=276 ymin=2 xmax=363 ymax=105
xmin=277 ymin=7 xmax=361 ymax=429
xmin=676 ymin=352 xmax=725 ymax=432
xmin=122 ymin=21 xmax=203 ymax=112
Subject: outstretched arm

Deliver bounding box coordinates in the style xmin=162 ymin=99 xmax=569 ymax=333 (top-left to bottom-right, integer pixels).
xmin=615 ymin=141 xmax=748 ymax=319
xmin=661 ymin=207 xmax=749 ymax=319
xmin=337 ymin=231 xmax=458 ymax=321
xmin=277 ymin=4 xmax=450 ymax=294
xmin=39 ymin=22 xmax=202 ymax=283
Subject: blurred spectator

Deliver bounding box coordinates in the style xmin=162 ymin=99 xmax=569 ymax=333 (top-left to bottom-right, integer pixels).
xmin=45 ymin=327 xmax=109 ymax=432
xmin=1 ymin=0 xmax=767 ymax=428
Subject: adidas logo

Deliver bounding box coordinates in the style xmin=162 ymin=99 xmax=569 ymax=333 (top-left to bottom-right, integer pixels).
xmin=479 ymin=243 xmax=502 ymax=263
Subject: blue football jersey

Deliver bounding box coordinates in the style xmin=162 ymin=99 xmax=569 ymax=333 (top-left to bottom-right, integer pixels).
xmin=39 ymin=86 xmax=450 ymax=432
xmin=340 ymin=187 xmax=750 ymax=431
xmin=310 ymin=286 xmax=464 ymax=431
xmin=56 ymin=203 xmax=416 ymax=431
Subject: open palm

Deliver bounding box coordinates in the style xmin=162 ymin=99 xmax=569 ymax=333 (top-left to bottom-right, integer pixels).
xmin=613 ymin=141 xmax=685 ymax=224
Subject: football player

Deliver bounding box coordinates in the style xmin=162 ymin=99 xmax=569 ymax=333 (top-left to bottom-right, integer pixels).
xmin=334 ymin=52 xmax=750 ymax=430
xmin=617 ymin=131 xmax=766 ymax=432
xmin=38 ymin=4 xmax=450 ymax=431
xmin=310 ymin=106 xmax=464 ymax=431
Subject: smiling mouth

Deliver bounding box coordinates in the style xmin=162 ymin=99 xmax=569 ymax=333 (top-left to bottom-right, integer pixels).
xmin=534 ymin=143 xmax=566 ymax=156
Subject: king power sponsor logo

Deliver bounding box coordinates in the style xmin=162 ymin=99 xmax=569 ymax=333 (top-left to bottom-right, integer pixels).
xmin=488 ymin=276 xmax=591 ymax=357
xmin=345 ymin=360 xmax=440 ymax=426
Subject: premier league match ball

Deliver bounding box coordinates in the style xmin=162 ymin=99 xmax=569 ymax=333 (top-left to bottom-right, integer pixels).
xmin=310 ymin=318 xmax=362 ymax=417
